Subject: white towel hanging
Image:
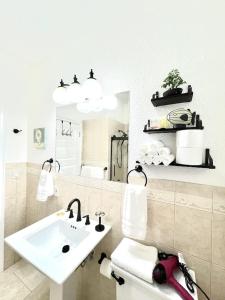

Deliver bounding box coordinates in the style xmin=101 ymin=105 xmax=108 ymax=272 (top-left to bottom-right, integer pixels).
xmin=36 ymin=170 xmax=55 ymax=201
xmin=122 ymin=184 xmax=147 ymax=241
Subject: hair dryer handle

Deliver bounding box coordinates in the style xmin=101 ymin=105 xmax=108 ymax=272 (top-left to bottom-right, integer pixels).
xmin=168 ymin=276 xmax=194 ymax=300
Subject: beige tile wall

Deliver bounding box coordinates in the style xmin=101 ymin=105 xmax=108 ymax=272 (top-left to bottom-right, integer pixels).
xmin=5 ymin=163 xmax=225 ymax=300
xmin=4 ymin=163 xmax=27 ymax=269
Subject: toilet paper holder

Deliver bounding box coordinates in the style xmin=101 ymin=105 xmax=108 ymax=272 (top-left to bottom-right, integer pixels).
xmin=98 ymin=252 xmax=125 ymax=285
xmin=98 ymin=252 xmax=107 ymax=264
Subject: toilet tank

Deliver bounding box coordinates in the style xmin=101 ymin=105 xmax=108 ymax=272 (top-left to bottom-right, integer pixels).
xmin=111 ymin=264 xmax=198 ymax=300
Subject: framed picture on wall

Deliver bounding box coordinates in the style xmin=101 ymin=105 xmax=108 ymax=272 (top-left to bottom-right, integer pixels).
xmin=33 ymin=128 xmax=45 ymax=149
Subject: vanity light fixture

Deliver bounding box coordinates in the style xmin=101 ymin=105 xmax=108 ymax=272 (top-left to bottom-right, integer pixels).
xmin=53 ymin=70 xmax=118 ymax=112
xmin=52 ymin=79 xmax=70 ymax=106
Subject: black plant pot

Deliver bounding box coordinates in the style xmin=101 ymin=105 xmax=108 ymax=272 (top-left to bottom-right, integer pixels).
xmin=163 ymin=88 xmax=183 ymax=97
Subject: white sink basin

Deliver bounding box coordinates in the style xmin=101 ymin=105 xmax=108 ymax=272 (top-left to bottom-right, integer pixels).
xmin=5 ymin=210 xmax=111 ymax=284
xmin=26 ymin=219 xmax=89 ymax=260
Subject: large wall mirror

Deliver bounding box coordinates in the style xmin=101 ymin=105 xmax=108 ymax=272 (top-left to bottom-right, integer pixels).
xmin=56 ymin=91 xmax=129 ymax=183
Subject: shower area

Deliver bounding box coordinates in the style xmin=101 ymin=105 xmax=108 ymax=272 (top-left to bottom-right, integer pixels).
xmin=110 ymin=130 xmax=128 ymax=182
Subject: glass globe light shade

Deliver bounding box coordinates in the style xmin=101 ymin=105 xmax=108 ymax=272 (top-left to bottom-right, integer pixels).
xmin=67 ymin=75 xmax=84 ymax=104
xmin=53 ymin=80 xmax=71 ymax=106
xmin=102 ymin=95 xmax=118 ymax=110
xmin=82 ymin=69 xmax=103 ymax=100
xmin=67 ymin=83 xmax=84 ymax=103
xmin=77 ymin=100 xmax=91 ymax=114
xmin=89 ymin=98 xmax=103 ymax=112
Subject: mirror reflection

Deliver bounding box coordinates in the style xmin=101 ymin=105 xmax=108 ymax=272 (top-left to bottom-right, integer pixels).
xmin=56 ymin=91 xmax=129 ymax=183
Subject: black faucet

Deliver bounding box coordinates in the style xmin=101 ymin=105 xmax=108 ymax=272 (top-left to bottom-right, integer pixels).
xmin=66 ymin=198 xmax=82 ymax=222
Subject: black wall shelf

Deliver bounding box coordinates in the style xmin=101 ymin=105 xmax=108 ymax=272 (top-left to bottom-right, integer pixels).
xmin=143 ymin=126 xmax=204 ymax=134
xmin=151 ymin=90 xmax=193 ymax=107
xmin=146 ymin=162 xmax=215 ymax=169
xmin=159 ymin=161 xmax=215 ymax=169
xmin=144 ymin=148 xmax=215 ymax=169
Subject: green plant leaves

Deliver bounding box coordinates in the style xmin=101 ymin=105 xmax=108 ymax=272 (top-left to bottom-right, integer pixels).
xmin=161 ymin=69 xmax=186 ymax=89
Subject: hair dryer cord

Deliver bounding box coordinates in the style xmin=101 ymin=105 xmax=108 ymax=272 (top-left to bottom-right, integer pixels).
xmin=158 ymin=252 xmax=210 ymax=300
xmin=179 ymin=263 xmax=210 ymax=300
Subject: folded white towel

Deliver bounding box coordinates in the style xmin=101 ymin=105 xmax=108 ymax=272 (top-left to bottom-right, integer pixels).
xmin=152 ymin=154 xmax=162 ymax=165
xmin=122 ymin=184 xmax=147 ymax=241
xmin=158 ymin=147 xmax=171 ymax=156
xmin=162 ymin=154 xmax=175 ymax=166
xmin=36 ymin=170 xmax=54 ymax=201
xmin=111 ymin=238 xmax=158 ymax=284
xmin=145 ymin=155 xmax=154 ymax=165
xmin=140 ymin=144 xmax=158 ymax=157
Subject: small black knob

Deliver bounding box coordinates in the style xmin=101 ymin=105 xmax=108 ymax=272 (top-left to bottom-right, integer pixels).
xmin=83 ymin=215 xmax=90 ymax=225
xmin=69 ymin=209 xmax=74 ymax=218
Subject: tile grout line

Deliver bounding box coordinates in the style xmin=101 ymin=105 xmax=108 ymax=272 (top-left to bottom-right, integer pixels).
xmin=12 ymin=270 xmax=32 ymax=293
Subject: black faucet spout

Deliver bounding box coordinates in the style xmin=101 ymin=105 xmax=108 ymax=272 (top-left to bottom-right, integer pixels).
xmin=66 ymin=198 xmax=82 ymax=222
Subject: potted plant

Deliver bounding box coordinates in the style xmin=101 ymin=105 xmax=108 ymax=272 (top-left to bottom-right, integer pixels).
xmin=161 ymin=69 xmax=186 ymax=97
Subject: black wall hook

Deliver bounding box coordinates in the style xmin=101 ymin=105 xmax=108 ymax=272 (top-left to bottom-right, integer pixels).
xmin=13 ymin=129 xmax=22 ymax=134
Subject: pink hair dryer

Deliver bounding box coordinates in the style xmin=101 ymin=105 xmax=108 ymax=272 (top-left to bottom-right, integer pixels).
xmin=153 ymin=256 xmax=194 ymax=300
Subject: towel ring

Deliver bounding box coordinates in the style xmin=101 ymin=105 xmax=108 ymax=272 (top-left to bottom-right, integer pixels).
xmin=127 ymin=161 xmax=148 ymax=186
xmin=42 ymin=158 xmax=60 ymax=173
xmin=55 ymin=160 xmax=61 ymax=173
xmin=42 ymin=158 xmax=53 ymax=173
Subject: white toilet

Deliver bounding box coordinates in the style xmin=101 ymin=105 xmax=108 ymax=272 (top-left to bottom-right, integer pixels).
xmin=110 ymin=238 xmax=198 ymax=300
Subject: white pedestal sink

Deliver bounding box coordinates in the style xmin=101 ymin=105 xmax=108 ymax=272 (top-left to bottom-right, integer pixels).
xmin=5 ymin=210 xmax=111 ymax=300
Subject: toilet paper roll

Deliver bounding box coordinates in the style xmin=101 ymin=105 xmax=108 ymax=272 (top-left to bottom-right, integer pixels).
xmin=100 ymin=258 xmax=112 ymax=279
xmin=176 ymin=147 xmax=203 ymax=165
xmin=176 ymin=130 xmax=204 ymax=148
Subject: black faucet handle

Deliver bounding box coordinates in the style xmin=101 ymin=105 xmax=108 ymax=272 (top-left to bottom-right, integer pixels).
xmin=95 ymin=211 xmax=105 ymax=232
xmin=83 ymin=215 xmax=90 ymax=225
xmin=95 ymin=211 xmax=105 ymax=217
xmin=69 ymin=209 xmax=74 ymax=219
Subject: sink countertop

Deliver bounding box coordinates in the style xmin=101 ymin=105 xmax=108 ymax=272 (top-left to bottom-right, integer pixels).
xmin=5 ymin=210 xmax=111 ymax=284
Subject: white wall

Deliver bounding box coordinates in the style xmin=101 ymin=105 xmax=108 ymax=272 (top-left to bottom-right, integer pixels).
xmin=1 ymin=0 xmax=225 ymax=186
xmin=26 ymin=60 xmax=56 ymax=164
xmin=0 ymin=51 xmax=28 ymax=268
xmin=0 ymin=53 xmax=28 ymax=163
